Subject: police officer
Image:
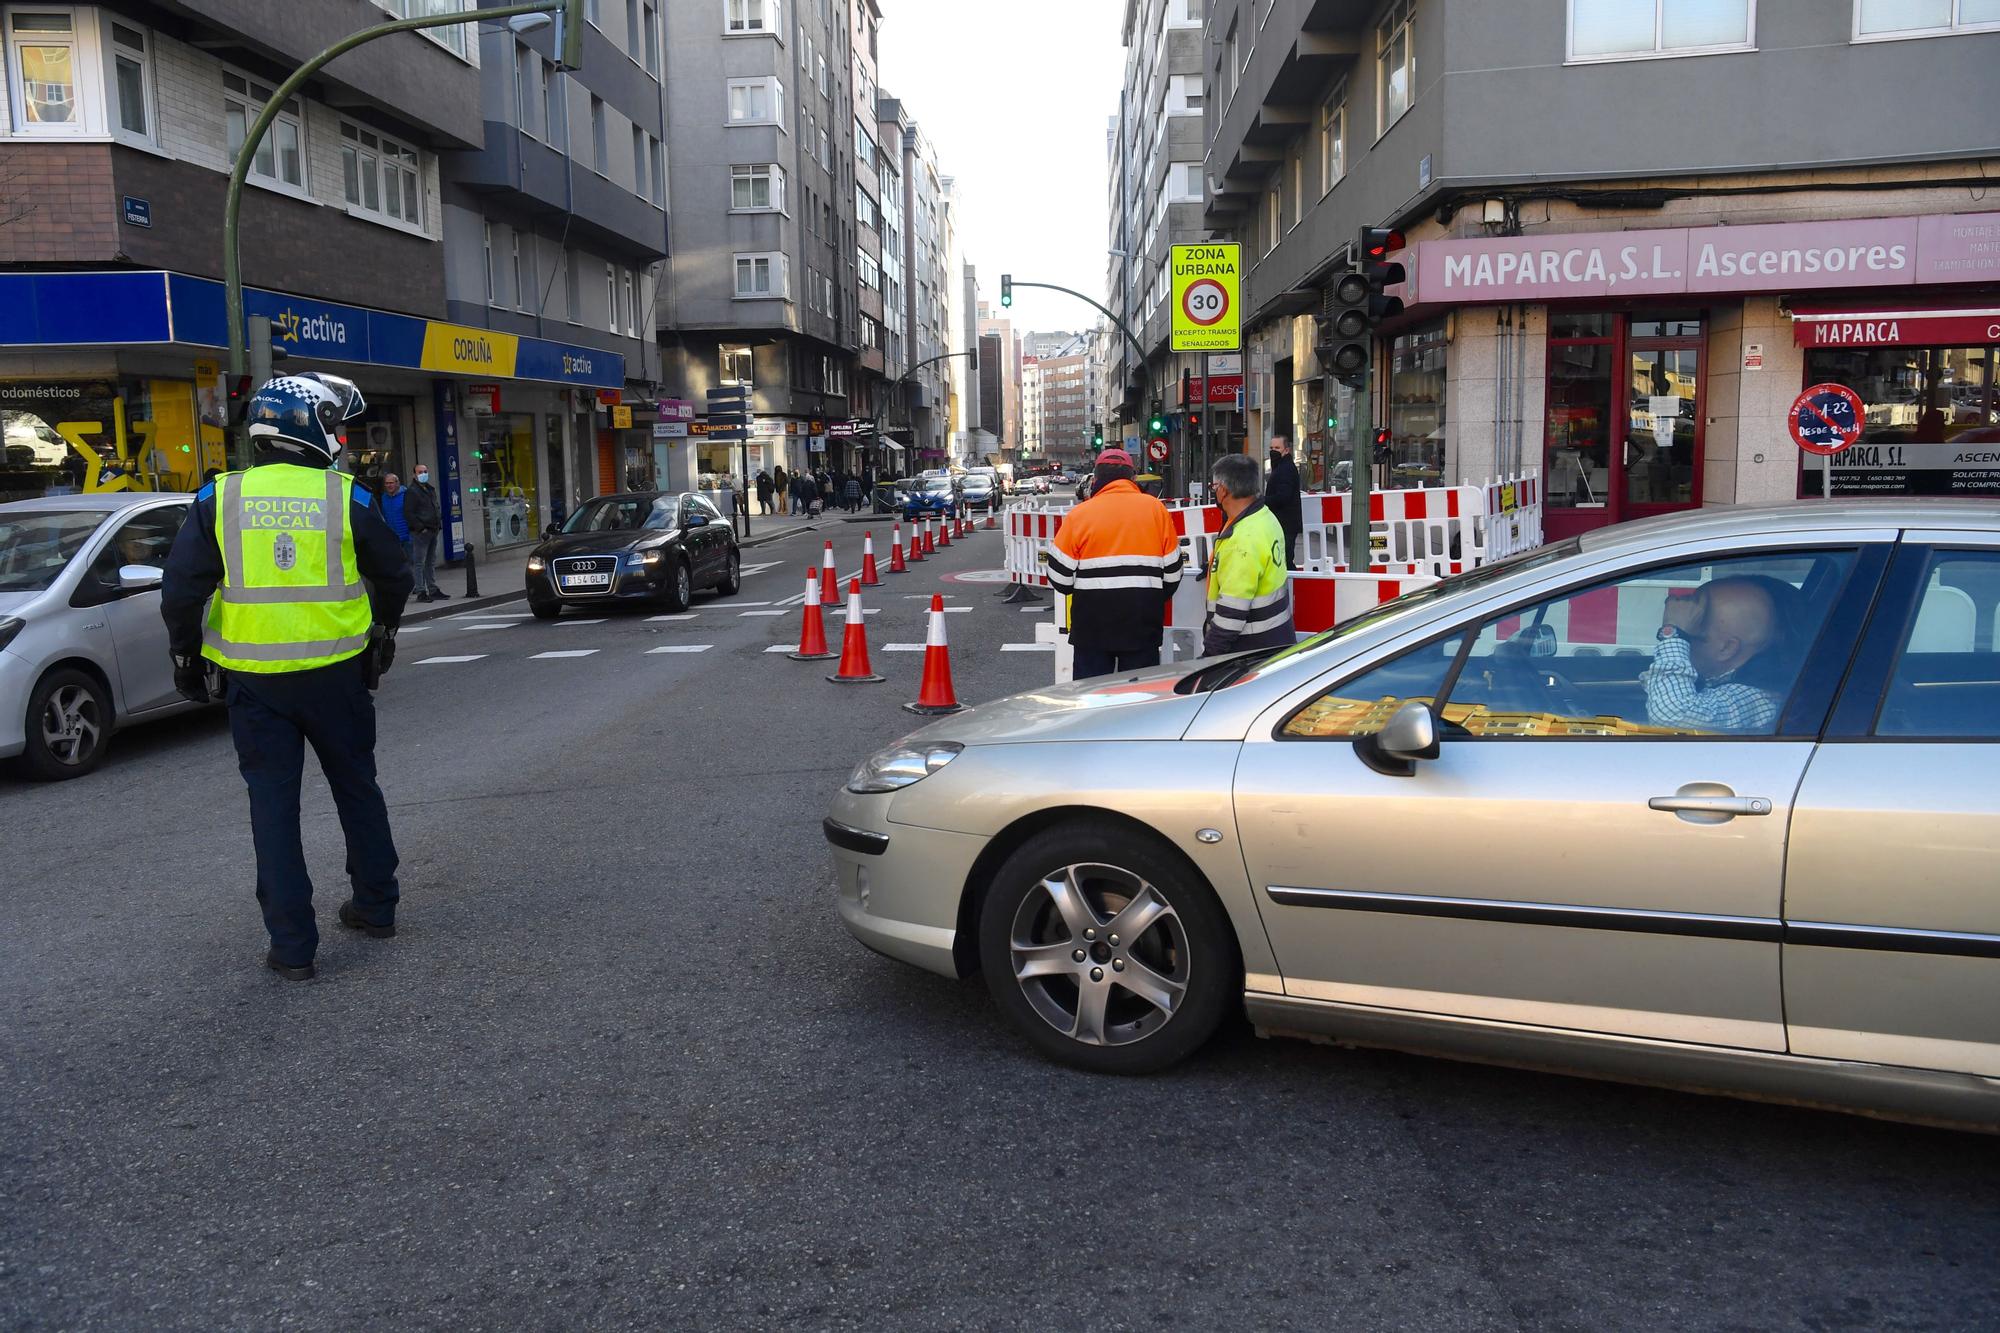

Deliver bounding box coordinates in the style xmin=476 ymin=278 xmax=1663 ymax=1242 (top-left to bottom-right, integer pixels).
xmin=1203 ymin=452 xmax=1295 ymax=657
xmin=161 ymin=373 xmax=414 ymax=981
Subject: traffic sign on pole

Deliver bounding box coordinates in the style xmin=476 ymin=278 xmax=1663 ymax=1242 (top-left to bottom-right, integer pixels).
xmin=1170 ymin=243 xmax=1241 ymax=353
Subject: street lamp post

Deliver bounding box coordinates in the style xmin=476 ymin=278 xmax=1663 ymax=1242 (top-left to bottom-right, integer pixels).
xmin=222 ymin=0 xmax=584 ymax=462
xmin=1001 ymin=279 xmax=1153 ymax=453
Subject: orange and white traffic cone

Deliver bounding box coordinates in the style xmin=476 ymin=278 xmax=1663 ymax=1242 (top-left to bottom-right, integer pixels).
xmin=903 ymin=595 xmax=964 ymax=715
xmin=922 ymin=518 xmax=936 ymax=556
xmin=788 ymin=565 xmax=834 ymax=661
xmin=860 ymin=531 xmax=882 ymax=586
xmin=827 ymin=579 xmax=885 ymax=684
xmin=983 ymin=506 xmax=998 ymax=530
xmin=888 ymin=522 xmax=908 ymax=573
xmin=907 ymin=518 xmax=926 ymax=563
xmin=939 ymin=514 xmax=954 ymax=548
xmin=818 ymin=540 xmax=840 ymax=605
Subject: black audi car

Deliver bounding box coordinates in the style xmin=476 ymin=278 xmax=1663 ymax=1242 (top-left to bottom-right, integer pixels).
xmin=525 ymin=491 xmax=741 ymax=618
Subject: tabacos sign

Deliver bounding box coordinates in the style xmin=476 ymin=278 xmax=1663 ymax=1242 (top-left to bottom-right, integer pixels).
xmin=1408 ymin=210 xmax=2000 ymax=305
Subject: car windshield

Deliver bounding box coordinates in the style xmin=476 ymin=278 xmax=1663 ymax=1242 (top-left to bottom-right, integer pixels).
xmin=923 ymin=478 xmax=953 ymax=493
xmin=1183 ymin=539 xmax=1584 ymax=692
xmin=563 ymin=496 xmax=673 ymax=533
xmin=0 ymin=510 xmax=106 ymax=592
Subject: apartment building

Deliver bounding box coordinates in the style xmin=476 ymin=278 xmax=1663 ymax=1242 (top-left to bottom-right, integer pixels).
xmin=1036 ymin=350 xmax=1094 ymax=465
xmin=440 ymin=0 xmax=669 ymax=547
xmin=1021 ymin=354 xmax=1042 ymax=458
xmin=1 ymin=0 xmax=620 ymax=547
xmin=1105 ymin=0 xmax=1207 ymax=440
xmin=877 ymin=96 xmax=953 ymax=467
xmin=1205 ymin=0 xmax=2000 ymax=536
xmin=977 ymin=302 xmax=1022 ymax=459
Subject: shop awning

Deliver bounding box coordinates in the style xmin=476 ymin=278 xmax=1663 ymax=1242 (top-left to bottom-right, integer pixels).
xmin=1791 ymin=300 xmax=2000 ymax=349
xmin=879 ymin=440 xmax=907 ymax=454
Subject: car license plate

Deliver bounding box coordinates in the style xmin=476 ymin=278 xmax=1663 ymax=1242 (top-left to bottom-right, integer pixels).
xmin=560 ymin=572 xmax=611 ymax=589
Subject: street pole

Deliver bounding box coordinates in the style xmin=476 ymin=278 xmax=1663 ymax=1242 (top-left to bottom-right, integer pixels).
xmin=1347 ymin=378 xmax=1373 ymax=572
xmin=222 ymin=0 xmax=573 ymax=465
xmin=1201 ymin=351 xmax=1214 ymax=500
xmin=1004 ymin=280 xmax=1153 ymax=450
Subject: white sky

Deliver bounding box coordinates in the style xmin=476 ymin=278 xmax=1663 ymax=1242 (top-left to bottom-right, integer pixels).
xmin=877 ymin=1 xmax=1124 ymax=343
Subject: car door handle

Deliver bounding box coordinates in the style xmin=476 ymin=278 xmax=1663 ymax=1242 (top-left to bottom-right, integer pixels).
xmin=1648 ymin=790 xmax=1772 ymax=821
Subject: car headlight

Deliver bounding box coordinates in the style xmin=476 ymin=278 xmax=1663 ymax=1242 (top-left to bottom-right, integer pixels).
xmin=526 ymin=555 xmax=546 ymax=573
xmin=0 ymin=616 xmax=23 ymax=653
xmin=847 ymin=741 xmax=963 ymax=794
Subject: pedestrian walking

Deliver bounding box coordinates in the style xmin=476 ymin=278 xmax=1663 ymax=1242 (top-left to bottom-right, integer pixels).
xmin=405 ymin=463 xmax=447 ymax=602
xmin=843 ymin=473 xmax=862 ymax=513
xmin=1264 ymin=435 xmax=1303 ymax=570
xmin=1204 ymin=452 xmax=1296 ymax=656
xmin=773 ymin=464 xmax=790 ymax=515
xmin=159 ymin=372 xmax=413 ymax=981
xmin=756 ymin=469 xmax=774 ymax=515
xmin=379 ymin=471 xmax=411 ymax=564
xmin=1041 ymin=447 xmax=1183 ymax=680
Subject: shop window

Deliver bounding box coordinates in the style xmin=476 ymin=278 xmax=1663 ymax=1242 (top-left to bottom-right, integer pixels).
xmin=1376 ymin=0 xmax=1414 ymax=135
xmin=1568 ymin=0 xmax=1755 ymax=61
xmin=224 ymin=70 xmax=305 ymax=192
xmin=1799 ymin=344 xmax=1998 ymax=498
xmin=1385 ymin=323 xmax=1447 ymax=484
xmin=340 ymin=121 xmax=422 ymax=227
xmin=1545 ymin=310 xmax=1705 ymax=516
xmin=477 ymin=414 xmax=540 ymax=545
xmin=1854 ymin=0 xmax=2000 ymax=40
xmin=1546 ymin=324 xmax=1618 ymax=511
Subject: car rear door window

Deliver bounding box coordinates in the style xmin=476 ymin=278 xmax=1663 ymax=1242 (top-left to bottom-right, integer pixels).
xmin=1872 ymin=550 xmax=2000 ymax=739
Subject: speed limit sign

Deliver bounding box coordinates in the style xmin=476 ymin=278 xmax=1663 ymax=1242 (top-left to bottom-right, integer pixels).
xmin=1181 ymin=279 xmax=1228 ymax=328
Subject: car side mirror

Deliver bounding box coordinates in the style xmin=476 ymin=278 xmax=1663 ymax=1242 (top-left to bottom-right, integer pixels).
xmin=118 ymin=564 xmax=164 ymax=592
xmin=1354 ymin=701 xmax=1440 ymax=777
xmin=684 ymin=514 xmax=709 ymax=528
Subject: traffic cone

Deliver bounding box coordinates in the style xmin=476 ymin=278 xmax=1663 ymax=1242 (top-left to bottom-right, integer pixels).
xmin=788 ymin=565 xmax=834 ymax=661
xmin=827 ymin=579 xmax=885 ymax=684
xmin=922 ymin=519 xmax=936 ymax=556
xmin=907 ymin=519 xmax=926 ymax=563
xmin=818 ymin=540 xmax=839 ymax=605
xmin=983 ymin=506 xmax=998 ymax=530
xmin=860 ymin=532 xmax=882 ymax=586
xmin=888 ymin=522 xmax=908 ymax=573
xmin=904 ymin=595 xmax=964 ymax=715
xmin=939 ymin=514 xmax=954 ymax=548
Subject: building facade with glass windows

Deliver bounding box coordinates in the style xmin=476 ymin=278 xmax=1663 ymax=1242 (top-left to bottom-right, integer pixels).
xmin=1204 ymin=0 xmax=2000 ymax=533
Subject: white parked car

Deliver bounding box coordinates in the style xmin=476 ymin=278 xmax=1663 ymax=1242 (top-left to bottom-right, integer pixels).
xmin=1 ymin=493 xmax=202 ymax=779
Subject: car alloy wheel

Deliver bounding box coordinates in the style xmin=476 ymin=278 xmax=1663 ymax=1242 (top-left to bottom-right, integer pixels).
xmin=41 ymin=683 xmax=102 ymax=767
xmin=979 ymin=825 xmax=1236 ymax=1073
xmin=20 ymin=668 xmax=111 ymax=780
xmin=1009 ymin=863 xmax=1189 ymax=1047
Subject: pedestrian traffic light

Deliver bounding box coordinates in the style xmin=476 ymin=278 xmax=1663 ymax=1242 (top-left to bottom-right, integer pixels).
xmin=1000 ymin=274 xmax=1013 ymax=308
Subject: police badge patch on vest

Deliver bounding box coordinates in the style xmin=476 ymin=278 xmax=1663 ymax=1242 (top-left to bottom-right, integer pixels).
xmin=273 ymin=532 xmax=298 ymax=571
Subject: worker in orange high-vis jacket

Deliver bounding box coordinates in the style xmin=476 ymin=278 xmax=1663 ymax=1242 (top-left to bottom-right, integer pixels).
xmin=1041 ymin=448 xmax=1183 ymax=679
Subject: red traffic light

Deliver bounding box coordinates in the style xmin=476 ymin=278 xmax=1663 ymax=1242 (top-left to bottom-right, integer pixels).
xmin=1373 ymin=427 xmax=1393 ymax=447
xmin=1361 ymin=227 xmax=1406 ymax=260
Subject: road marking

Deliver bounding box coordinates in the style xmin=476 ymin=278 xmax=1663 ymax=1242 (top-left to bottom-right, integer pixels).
xmin=763 ymin=644 xmax=798 ymax=653
xmin=942 ymin=606 xmax=972 ymax=613
xmin=416 ymin=655 xmax=486 ymax=665
xmin=1020 ymin=606 xmax=1048 ymax=614
xmin=881 ymin=643 xmax=926 ymax=652
xmin=739 ymin=562 xmax=783 ymax=577
xmin=1002 ymin=643 xmax=1056 ymax=652
xmin=648 ymin=613 xmax=698 ymax=621
xmin=557 ymin=618 xmax=606 ymax=626
xmin=399 ymin=626 xmax=431 ymax=633
xmin=531 ymin=650 xmax=599 ymax=660
xmin=731 ymin=600 xmax=774 ymax=607
xmin=646 ymin=645 xmax=712 ymax=654
xmin=449 ymin=612 xmax=531 ymax=620
xmin=456 ymin=623 xmax=519 ymax=630
xmin=740 ymin=609 xmax=788 ymax=617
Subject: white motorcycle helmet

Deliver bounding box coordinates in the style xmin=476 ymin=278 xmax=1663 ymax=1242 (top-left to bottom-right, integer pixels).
xmin=246 ymin=372 xmax=367 ymax=466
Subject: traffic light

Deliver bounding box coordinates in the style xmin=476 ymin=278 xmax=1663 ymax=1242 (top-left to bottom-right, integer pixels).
xmin=557 ymin=0 xmax=587 ymax=69
xmin=1147 ymin=406 xmax=1165 ymax=435
xmin=1000 ymin=274 xmax=1013 ymax=308
xmin=225 ymin=374 xmax=254 ymax=426
xmin=1092 ymin=428 xmax=1104 ymax=448
xmin=1317 ymin=226 xmax=1407 ymax=389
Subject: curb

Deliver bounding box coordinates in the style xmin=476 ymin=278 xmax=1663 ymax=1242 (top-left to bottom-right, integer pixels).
xmin=402 ymin=588 xmax=528 ymax=623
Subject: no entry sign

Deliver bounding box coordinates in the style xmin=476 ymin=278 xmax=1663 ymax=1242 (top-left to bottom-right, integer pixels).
xmin=1789 ymin=382 xmax=1865 ymax=456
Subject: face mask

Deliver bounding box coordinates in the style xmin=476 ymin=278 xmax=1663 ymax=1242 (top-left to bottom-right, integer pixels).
xmin=415 ymin=472 xmax=429 ymax=483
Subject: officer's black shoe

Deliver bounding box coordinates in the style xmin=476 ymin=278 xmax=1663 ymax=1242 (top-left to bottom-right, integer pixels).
xmin=265 ymin=950 xmax=316 ymax=981
xmin=415 ymin=591 xmax=431 ymax=603
xmin=338 ymin=901 xmax=396 ymax=939
xmin=430 ymin=589 xmax=451 ymax=599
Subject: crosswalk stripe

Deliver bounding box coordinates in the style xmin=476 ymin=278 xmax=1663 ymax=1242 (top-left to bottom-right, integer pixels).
xmin=739 ymin=562 xmax=783 ymax=576
xmin=942 ymin=606 xmax=972 ymax=613
xmin=647 ymin=645 xmax=712 ymax=654
xmin=449 ymin=612 xmax=531 ymax=620
xmin=732 ymin=601 xmax=774 ymax=607
xmin=1001 ymin=643 xmax=1056 ymax=652
xmin=399 ymin=626 xmax=431 ymax=633
xmin=740 ymin=609 xmax=788 ymax=617
xmin=531 ymin=650 xmax=599 ymax=659
xmin=880 ymin=643 xmax=926 ymax=652
xmin=648 ymin=613 xmax=698 ymax=621
xmin=762 ymin=644 xmax=797 ymax=653
xmin=416 ymin=655 xmax=486 ymax=665
xmin=556 ymin=618 xmax=606 ymax=626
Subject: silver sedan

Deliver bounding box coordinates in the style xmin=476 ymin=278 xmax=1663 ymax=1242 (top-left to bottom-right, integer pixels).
xmin=826 ymin=500 xmax=2000 ymax=1129
xmin=1 ymin=493 xmax=201 ymax=779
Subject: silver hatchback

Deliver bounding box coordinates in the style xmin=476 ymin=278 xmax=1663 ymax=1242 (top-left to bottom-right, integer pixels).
xmin=0 ymin=494 xmax=201 ymax=779
xmin=826 ymin=501 xmax=2000 ymax=1129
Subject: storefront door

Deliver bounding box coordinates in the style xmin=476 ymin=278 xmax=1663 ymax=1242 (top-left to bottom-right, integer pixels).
xmin=1544 ymin=311 xmax=1706 ymax=539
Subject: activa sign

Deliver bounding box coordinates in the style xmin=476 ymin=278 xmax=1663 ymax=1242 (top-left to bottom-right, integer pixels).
xmin=1408 ymin=211 xmax=2000 ymax=305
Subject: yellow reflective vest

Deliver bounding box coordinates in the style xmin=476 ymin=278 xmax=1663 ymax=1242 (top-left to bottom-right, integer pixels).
xmin=1204 ymin=500 xmax=1294 ymax=655
xmin=201 ymin=464 xmax=373 ymax=674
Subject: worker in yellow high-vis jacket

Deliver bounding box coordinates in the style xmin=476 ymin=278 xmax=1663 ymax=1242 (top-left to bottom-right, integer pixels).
xmin=161 ymin=372 xmax=413 ymax=981
xmin=1203 ymin=452 xmax=1296 ymax=657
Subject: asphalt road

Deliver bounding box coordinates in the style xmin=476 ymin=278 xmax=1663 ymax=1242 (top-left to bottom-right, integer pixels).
xmin=3 ymin=521 xmax=1996 ymax=1331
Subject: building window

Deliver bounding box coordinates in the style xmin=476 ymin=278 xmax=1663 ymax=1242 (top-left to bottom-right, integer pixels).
xmin=720 ymin=344 xmax=753 ymax=385
xmin=858 ymin=248 xmax=879 ymax=291
xmin=649 ymin=136 xmax=666 ymax=207
xmin=1569 ymin=0 xmax=1756 ymax=60
xmin=604 ymin=261 xmax=617 ymax=330
xmin=730 ymin=162 xmax=783 ymax=210
xmin=5 ymin=10 xmax=94 ymax=133
xmin=590 ymin=95 xmax=607 ymax=172
xmin=855 ymin=182 xmax=877 ymax=230
xmin=622 ymin=268 xmax=637 ymax=335
xmin=513 ymin=42 xmax=533 ymax=136
xmin=734 ymin=252 xmax=786 ymax=298
xmin=1264 ymin=179 xmax=1281 ymax=254
xmin=107 ymin=19 xmax=152 ymax=140
xmin=371 ymin=1 xmax=470 ymax=58
xmin=224 ymin=71 xmax=305 ymax=191
xmin=483 ymin=222 xmax=495 ymax=303
xmin=726 ymin=76 xmax=784 ymax=125
xmin=725 ymin=0 xmax=780 ymax=34
xmin=1384 ymin=323 xmax=1448 ymax=480
xmin=1855 ymin=0 xmax=2000 ymax=38
xmin=512 ymin=230 xmax=528 ymax=310
xmin=1319 ymin=84 xmax=1345 ymax=195
xmin=641 ymin=0 xmax=659 ymax=73
xmin=1288 ymin=140 xmax=1304 ymax=227
xmin=1166 ymin=73 xmax=1204 ymax=114
xmin=341 ymin=121 xmax=422 ymax=226
xmin=1376 ymin=0 xmax=1414 ymax=134
xmin=632 ymin=122 xmax=646 ymax=198
xmin=564 ymin=249 xmax=582 ymax=323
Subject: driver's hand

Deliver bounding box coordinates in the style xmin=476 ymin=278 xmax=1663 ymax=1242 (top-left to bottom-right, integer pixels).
xmin=1662 ymin=591 xmax=1705 ymax=635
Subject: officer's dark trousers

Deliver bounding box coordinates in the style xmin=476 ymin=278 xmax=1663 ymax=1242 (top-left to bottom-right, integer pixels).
xmin=1071 ymin=643 xmax=1162 ymax=680
xmin=225 ymin=655 xmax=399 ymax=965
